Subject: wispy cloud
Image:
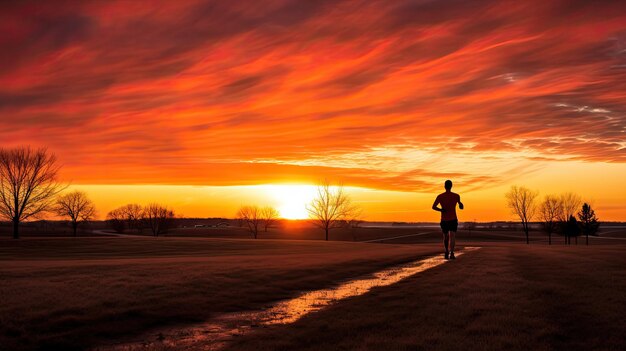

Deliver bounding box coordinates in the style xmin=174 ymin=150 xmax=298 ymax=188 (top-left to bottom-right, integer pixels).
xmin=1 ymin=0 xmax=625 ymax=192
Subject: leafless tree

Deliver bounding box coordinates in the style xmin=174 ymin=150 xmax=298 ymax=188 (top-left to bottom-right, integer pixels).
xmin=54 ymin=191 xmax=97 ymax=237
xmin=539 ymin=195 xmax=561 ymax=245
xmin=0 ymin=146 xmax=64 ymax=239
xmin=121 ymin=203 xmax=144 ymax=233
xmin=558 ymin=192 xmax=582 ymax=221
xmin=505 ymin=185 xmax=538 ymax=244
xmin=306 ymin=180 xmax=358 ymax=241
xmin=261 ymin=206 xmax=280 ymax=232
xmin=558 ymin=192 xmax=582 ymax=244
xmin=106 ymin=207 xmax=126 ymax=233
xmin=143 ymin=203 xmax=175 ymax=236
xmin=237 ymin=205 xmax=263 ymax=239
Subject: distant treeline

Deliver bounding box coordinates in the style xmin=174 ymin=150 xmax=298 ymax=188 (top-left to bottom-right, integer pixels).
xmin=505 ymin=186 xmax=602 ymax=245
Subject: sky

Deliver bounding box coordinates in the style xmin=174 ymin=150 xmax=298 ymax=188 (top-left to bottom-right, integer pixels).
xmin=1 ymin=0 xmax=625 ymax=221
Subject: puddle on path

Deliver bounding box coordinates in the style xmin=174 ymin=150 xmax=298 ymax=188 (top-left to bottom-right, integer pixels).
xmin=98 ymin=247 xmax=480 ymax=351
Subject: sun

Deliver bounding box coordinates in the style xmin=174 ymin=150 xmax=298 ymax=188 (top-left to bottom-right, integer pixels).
xmin=263 ymin=184 xmax=317 ymax=220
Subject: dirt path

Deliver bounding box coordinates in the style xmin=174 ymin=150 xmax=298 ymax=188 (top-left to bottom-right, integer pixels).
xmin=228 ymin=244 xmax=626 ymax=351
xmin=95 ymin=247 xmax=481 ymax=351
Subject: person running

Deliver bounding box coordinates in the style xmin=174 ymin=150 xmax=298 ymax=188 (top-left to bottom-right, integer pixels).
xmin=432 ymin=180 xmax=464 ymax=259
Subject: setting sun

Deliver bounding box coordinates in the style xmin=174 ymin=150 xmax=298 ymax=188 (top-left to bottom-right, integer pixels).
xmin=263 ymin=185 xmax=318 ymax=220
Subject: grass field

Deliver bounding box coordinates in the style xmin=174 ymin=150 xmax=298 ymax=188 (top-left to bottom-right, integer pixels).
xmin=0 ymin=237 xmax=439 ymax=351
xmin=230 ymin=244 xmax=626 ymax=351
xmin=1 ymin=226 xmax=625 ymax=351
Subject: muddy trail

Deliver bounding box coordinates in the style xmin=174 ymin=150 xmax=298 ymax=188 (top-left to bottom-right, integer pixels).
xmin=96 ymin=247 xmax=481 ymax=351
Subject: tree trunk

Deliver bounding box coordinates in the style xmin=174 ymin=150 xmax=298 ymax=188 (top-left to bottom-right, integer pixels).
xmin=548 ymin=232 xmax=551 ymax=245
xmin=12 ymin=218 xmax=19 ymax=239
xmin=325 ymin=228 xmax=329 ymax=241
xmin=524 ymin=223 xmax=529 ymax=244
xmin=72 ymin=221 xmax=78 ymax=237
xmin=525 ymin=230 xmax=529 ymax=244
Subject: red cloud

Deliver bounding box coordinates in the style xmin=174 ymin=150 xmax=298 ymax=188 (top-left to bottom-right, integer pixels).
xmin=1 ymin=0 xmax=625 ymax=191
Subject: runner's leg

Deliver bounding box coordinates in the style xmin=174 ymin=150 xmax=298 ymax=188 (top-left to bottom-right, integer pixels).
xmin=449 ymin=231 xmax=456 ymax=253
xmin=440 ymin=221 xmax=449 ymax=254
xmin=442 ymin=232 xmax=450 ymax=259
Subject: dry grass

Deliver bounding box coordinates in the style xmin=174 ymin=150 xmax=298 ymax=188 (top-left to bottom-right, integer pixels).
xmin=229 ymin=244 xmax=626 ymax=351
xmin=0 ymin=237 xmax=438 ymax=351
xmin=153 ymin=225 xmax=434 ymax=242
xmin=2 ymin=231 xmax=624 ymax=351
xmin=168 ymin=226 xmax=626 ymax=245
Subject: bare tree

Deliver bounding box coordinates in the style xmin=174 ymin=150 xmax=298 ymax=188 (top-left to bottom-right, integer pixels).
xmin=558 ymin=192 xmax=582 ymax=244
xmin=121 ymin=203 xmax=144 ymax=233
xmin=564 ymin=215 xmax=580 ymax=245
xmin=0 ymin=146 xmax=64 ymax=239
xmin=505 ymin=185 xmax=538 ymax=244
xmin=261 ymin=206 xmax=280 ymax=232
xmin=237 ymin=205 xmax=263 ymax=239
xmin=54 ymin=191 xmax=97 ymax=237
xmin=106 ymin=207 xmax=126 ymax=233
xmin=539 ymin=195 xmax=561 ymax=245
xmin=143 ymin=203 xmax=175 ymax=236
xmin=306 ymin=181 xmax=357 ymax=241
xmin=558 ymin=192 xmax=582 ymax=221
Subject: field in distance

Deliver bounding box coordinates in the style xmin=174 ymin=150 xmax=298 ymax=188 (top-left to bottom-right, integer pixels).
xmin=3 ymin=219 xmax=625 ymax=244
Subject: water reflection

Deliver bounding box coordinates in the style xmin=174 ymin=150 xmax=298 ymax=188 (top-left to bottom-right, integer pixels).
xmin=98 ymin=247 xmax=480 ymax=351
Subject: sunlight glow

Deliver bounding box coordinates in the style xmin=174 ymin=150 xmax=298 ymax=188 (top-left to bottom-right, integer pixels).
xmin=262 ymin=184 xmax=318 ymax=220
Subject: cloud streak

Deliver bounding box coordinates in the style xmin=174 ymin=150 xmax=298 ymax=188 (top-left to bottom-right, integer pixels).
xmin=1 ymin=0 xmax=625 ymax=192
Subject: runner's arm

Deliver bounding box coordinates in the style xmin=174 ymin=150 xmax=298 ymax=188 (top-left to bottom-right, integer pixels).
xmin=432 ymin=196 xmax=445 ymax=212
xmin=458 ymin=196 xmax=464 ymax=210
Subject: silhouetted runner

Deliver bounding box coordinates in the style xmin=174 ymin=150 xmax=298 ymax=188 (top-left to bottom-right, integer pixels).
xmin=432 ymin=180 xmax=464 ymax=259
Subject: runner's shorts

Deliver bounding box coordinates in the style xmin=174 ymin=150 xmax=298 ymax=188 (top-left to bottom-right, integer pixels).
xmin=440 ymin=220 xmax=458 ymax=234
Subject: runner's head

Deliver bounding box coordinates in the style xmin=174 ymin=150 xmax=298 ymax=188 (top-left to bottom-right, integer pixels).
xmin=444 ymin=180 xmax=452 ymax=191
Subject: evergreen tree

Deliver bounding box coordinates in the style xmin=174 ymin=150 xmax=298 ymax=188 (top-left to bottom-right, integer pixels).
xmin=578 ymin=203 xmax=599 ymax=245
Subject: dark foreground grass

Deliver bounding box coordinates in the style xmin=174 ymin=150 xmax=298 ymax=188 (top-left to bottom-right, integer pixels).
xmin=0 ymin=237 xmax=438 ymax=351
xmin=230 ymin=244 xmax=626 ymax=351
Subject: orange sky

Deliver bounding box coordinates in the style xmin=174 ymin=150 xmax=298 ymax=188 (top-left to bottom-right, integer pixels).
xmin=1 ymin=0 xmax=625 ymax=221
